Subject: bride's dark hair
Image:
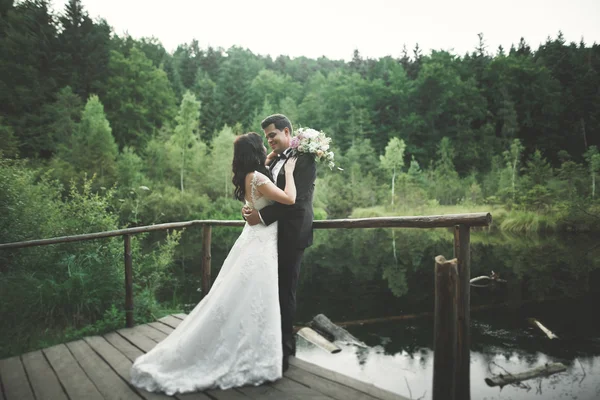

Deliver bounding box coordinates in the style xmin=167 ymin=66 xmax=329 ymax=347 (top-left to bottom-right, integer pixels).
xmin=232 ymin=132 xmax=271 ymax=201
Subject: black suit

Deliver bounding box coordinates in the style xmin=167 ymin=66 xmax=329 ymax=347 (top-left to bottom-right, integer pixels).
xmin=260 ymin=152 xmax=316 ymax=357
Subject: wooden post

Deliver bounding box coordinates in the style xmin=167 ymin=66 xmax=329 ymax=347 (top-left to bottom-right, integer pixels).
xmin=201 ymin=225 xmax=212 ymax=299
xmin=123 ymin=234 xmax=134 ymax=328
xmin=433 ymin=255 xmax=458 ymax=400
xmin=453 ymin=224 xmax=471 ymax=400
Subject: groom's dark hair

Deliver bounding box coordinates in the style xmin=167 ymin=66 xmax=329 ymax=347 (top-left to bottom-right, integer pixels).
xmin=261 ymin=114 xmax=292 ymax=134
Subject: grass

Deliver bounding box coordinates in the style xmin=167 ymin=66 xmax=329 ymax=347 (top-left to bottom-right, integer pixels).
xmin=349 ymin=204 xmax=571 ymax=234
xmin=497 ymin=210 xmax=560 ymax=233
xmin=351 ymin=204 xmax=505 ymax=220
xmin=0 ymin=302 xmax=183 ymax=359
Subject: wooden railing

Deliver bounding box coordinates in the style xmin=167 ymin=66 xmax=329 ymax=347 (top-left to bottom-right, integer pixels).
xmin=0 ymin=212 xmax=492 ymax=400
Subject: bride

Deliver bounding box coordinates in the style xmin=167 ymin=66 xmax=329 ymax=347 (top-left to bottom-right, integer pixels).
xmin=130 ymin=132 xmax=297 ymax=395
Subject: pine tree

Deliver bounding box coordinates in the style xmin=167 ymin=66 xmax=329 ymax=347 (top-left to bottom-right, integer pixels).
xmin=0 ymin=0 xmax=59 ymax=157
xmin=64 ymin=95 xmax=118 ymax=185
xmin=57 ymin=0 xmax=110 ymax=99
xmin=42 ymin=86 xmax=83 ymax=155
xmin=173 ymin=92 xmax=201 ymax=192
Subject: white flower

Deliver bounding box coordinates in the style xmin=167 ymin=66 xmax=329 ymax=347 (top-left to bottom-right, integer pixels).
xmin=301 ymin=128 xmax=319 ymax=139
xmin=291 ymin=127 xmax=340 ymax=171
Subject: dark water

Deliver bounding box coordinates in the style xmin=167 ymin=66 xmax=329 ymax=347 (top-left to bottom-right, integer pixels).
xmin=178 ymin=228 xmax=600 ymax=400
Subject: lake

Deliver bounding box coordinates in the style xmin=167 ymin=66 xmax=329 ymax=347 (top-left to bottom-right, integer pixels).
xmin=179 ymin=227 xmax=600 ymax=400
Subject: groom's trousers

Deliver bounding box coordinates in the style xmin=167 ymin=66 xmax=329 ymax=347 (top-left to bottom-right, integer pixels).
xmin=278 ymin=244 xmax=305 ymax=357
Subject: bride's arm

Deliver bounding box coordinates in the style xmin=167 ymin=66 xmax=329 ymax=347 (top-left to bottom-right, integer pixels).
xmin=265 ymin=151 xmax=277 ymax=166
xmin=257 ymin=159 xmax=297 ymax=205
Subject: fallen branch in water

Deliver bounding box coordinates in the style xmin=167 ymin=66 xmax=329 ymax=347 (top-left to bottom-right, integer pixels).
xmin=307 ymin=296 xmax=565 ymax=328
xmin=529 ymin=318 xmax=559 ymax=339
xmin=404 ymin=377 xmax=412 ymax=399
xmin=487 ymin=362 xmax=531 ymax=390
xmin=470 ymin=271 xmax=507 ymax=286
xmin=485 ymin=362 xmax=566 ymax=387
xmin=308 ymin=314 xmax=368 ymax=348
xmin=577 ymin=358 xmax=586 ymax=385
xmin=297 ymin=327 xmax=341 ymax=354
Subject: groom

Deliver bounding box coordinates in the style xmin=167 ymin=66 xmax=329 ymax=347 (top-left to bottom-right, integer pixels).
xmin=243 ymin=114 xmax=316 ymax=372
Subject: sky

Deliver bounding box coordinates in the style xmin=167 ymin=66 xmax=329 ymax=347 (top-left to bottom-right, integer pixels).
xmin=49 ymin=0 xmax=600 ymax=61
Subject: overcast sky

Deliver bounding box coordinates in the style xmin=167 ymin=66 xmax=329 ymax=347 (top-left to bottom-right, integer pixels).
xmin=50 ymin=0 xmax=600 ymax=61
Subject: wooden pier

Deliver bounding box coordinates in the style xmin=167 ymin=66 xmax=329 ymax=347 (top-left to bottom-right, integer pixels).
xmin=0 ymin=313 xmax=407 ymax=400
xmin=1 ymin=212 xmax=492 ymax=399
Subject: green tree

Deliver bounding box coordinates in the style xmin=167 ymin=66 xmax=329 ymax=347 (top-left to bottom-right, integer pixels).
xmin=502 ymin=138 xmax=525 ymax=202
xmin=70 ymin=95 xmax=118 ymax=184
xmin=0 ymin=118 xmax=18 ymax=158
xmin=41 ymin=86 xmax=83 ymax=155
xmin=251 ymin=99 xmax=274 ymax=134
xmin=323 ymin=72 xmax=375 ymax=148
xmin=523 ymin=150 xmax=553 ymax=187
xmin=584 ymin=146 xmax=600 ymax=199
xmin=104 ymin=47 xmax=177 ymax=150
xmin=57 ymin=0 xmax=110 ymax=100
xmin=192 ymin=71 xmax=217 ymax=141
xmin=279 ymin=97 xmax=299 ymax=127
xmin=214 ymin=47 xmax=264 ymax=129
xmin=205 ymin=125 xmax=236 ymax=199
xmin=250 ymin=69 xmax=302 ymax=110
xmin=0 ymin=0 xmax=59 ymax=157
xmin=380 ymin=137 xmax=406 ymax=206
xmin=432 ymin=137 xmax=461 ymax=204
xmin=556 ymin=152 xmax=586 ymax=200
xmin=172 ymin=40 xmax=202 ymax=89
xmin=298 ymin=72 xmax=328 ymax=128
xmin=117 ymin=146 xmax=145 ymax=190
xmin=172 ymin=91 xmax=201 ymax=192
xmin=402 ymin=51 xmax=488 ymax=173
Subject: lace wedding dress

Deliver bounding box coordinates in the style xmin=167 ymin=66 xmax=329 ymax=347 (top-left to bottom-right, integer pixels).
xmin=130 ymin=171 xmax=282 ymax=395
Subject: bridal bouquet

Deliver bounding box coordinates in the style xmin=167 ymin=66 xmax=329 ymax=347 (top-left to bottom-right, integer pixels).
xmin=290 ymin=128 xmax=340 ymax=170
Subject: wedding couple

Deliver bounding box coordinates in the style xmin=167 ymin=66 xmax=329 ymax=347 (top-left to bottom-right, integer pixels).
xmin=130 ymin=114 xmax=317 ymax=395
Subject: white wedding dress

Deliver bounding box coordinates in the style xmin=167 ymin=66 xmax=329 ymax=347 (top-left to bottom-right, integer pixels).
xmin=130 ymin=171 xmax=282 ymax=395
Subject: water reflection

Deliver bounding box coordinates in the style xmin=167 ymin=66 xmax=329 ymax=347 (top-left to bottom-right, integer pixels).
xmin=175 ymin=228 xmax=600 ymax=399
xmin=297 ymin=340 xmax=600 ymax=400
xmin=293 ymin=229 xmax=600 ymax=400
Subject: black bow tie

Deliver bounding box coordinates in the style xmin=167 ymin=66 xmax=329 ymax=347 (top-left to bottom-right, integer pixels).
xmin=278 ymin=152 xmax=288 ymax=160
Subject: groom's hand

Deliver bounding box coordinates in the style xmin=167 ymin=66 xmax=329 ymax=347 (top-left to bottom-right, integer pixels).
xmin=243 ymin=208 xmax=261 ymax=226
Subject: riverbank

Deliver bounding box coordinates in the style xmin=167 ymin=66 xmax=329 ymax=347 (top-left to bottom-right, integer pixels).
xmin=350 ymin=203 xmax=599 ymax=233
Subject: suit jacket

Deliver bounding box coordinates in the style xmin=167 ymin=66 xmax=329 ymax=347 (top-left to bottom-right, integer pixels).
xmin=260 ymin=152 xmax=317 ymax=250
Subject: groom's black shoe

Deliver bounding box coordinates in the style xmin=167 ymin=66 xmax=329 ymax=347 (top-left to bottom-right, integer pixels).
xmin=282 ymin=355 xmax=290 ymax=373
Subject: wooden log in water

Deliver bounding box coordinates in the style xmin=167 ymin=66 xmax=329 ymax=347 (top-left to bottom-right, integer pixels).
xmin=454 ymin=224 xmax=471 ymax=400
xmin=433 ymin=255 xmax=458 ymax=400
xmin=529 ymin=318 xmax=559 ymax=339
xmin=308 ymin=314 xmax=367 ymax=348
xmin=470 ymin=274 xmax=507 ymax=286
xmin=484 ymin=362 xmax=567 ymax=387
xmin=470 ymin=275 xmax=491 ymax=284
xmin=297 ymin=327 xmax=342 ymax=354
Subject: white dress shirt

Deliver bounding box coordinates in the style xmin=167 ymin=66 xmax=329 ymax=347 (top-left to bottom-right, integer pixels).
xmin=258 ymin=148 xmax=292 ymax=225
xmin=271 ymin=148 xmax=292 ymax=180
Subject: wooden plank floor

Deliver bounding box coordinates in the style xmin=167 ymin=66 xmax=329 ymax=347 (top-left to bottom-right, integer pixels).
xmin=0 ymin=314 xmax=407 ymax=400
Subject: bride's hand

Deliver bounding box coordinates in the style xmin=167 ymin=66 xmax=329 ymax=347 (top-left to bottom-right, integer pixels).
xmin=265 ymin=151 xmax=277 ymax=165
xmin=285 ymin=157 xmax=297 ymax=174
